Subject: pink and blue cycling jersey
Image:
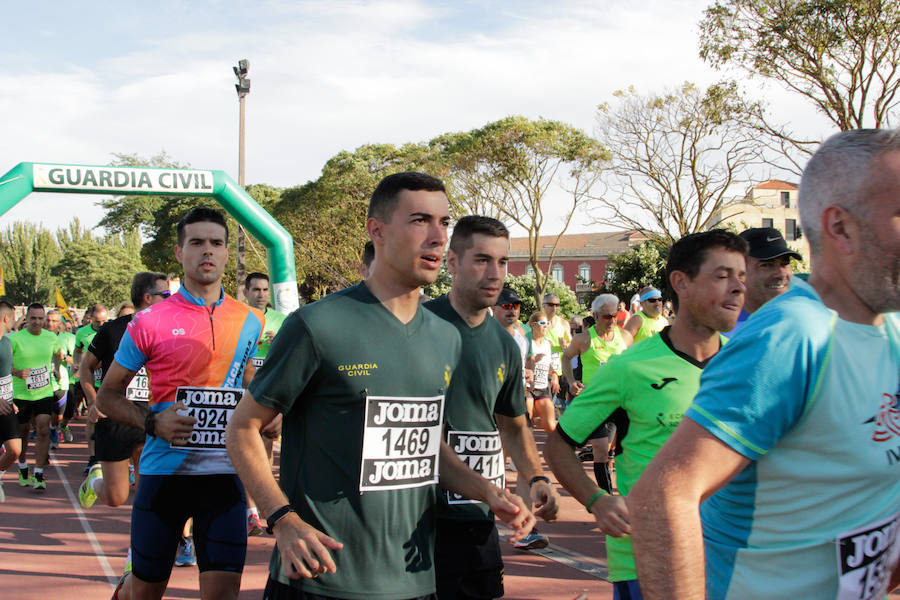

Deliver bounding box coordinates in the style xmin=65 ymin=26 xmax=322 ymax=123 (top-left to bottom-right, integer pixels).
xmin=115 ymin=286 xmax=264 ymax=475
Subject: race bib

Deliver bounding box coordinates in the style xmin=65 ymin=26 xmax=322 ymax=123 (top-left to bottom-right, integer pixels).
xmin=251 ymin=356 xmax=264 ymax=369
xmin=836 ymin=512 xmax=900 ymax=600
xmin=26 ymin=366 xmax=50 ymax=391
xmin=359 ymin=395 xmax=443 ymax=492
xmin=171 ymin=386 xmax=242 ymax=451
xmin=0 ymin=375 xmax=12 ymax=401
xmin=125 ymin=367 xmax=150 ymax=403
xmin=446 ymin=430 xmax=504 ymax=504
xmin=551 ymin=352 xmax=562 ymax=373
xmin=93 ymin=368 xmax=103 ymax=386
xmin=533 ymin=362 xmax=550 ymax=389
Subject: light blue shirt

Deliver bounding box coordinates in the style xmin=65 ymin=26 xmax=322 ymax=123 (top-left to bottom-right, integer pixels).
xmin=687 ymin=279 xmax=900 ymax=600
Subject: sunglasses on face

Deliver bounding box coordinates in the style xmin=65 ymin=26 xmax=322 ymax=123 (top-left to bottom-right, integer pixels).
xmin=151 ymin=291 xmax=172 ymax=298
xmin=644 ymin=298 xmax=662 ymax=303
xmin=598 ymin=314 xmax=617 ymax=320
xmin=543 ymin=302 xmax=560 ymax=307
xmin=532 ymin=320 xmax=549 ymax=326
xmin=500 ymin=303 xmax=520 ymax=310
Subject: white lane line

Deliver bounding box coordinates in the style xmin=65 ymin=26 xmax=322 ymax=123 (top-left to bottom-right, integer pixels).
xmin=499 ymin=526 xmax=610 ymax=580
xmin=50 ymin=450 xmax=119 ymax=588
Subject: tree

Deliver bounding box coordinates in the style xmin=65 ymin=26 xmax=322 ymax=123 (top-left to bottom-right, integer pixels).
xmin=593 ymin=82 xmax=770 ymax=244
xmin=700 ymin=0 xmax=900 ymax=161
xmin=0 ymin=222 xmax=61 ymax=304
xmin=436 ymin=117 xmax=609 ymax=305
xmin=601 ymin=241 xmax=669 ymax=303
xmin=51 ymin=233 xmax=146 ymax=307
xmin=503 ymin=273 xmax=581 ymax=319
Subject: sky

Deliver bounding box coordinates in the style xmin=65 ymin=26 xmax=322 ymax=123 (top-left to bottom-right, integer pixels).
xmin=0 ymin=0 xmax=832 ymax=237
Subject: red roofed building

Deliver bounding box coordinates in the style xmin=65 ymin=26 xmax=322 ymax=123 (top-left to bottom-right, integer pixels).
xmin=508 ymin=230 xmax=649 ymax=296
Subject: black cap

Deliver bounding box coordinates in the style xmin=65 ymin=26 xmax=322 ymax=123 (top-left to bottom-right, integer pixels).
xmin=739 ymin=227 xmax=802 ymax=261
xmin=496 ymin=287 xmax=521 ymax=305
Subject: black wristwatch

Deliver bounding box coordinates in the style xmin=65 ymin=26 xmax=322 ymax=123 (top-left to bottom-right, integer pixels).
xmin=144 ymin=411 xmax=157 ymax=437
xmin=529 ymin=475 xmax=551 ymax=486
xmin=266 ymin=504 xmax=296 ymax=534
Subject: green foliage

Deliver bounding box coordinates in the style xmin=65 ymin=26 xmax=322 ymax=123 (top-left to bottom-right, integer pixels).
xmin=51 ymin=233 xmax=146 ymax=307
xmin=422 ymin=263 xmax=452 ymax=299
xmin=699 ymin=0 xmax=900 ymax=131
xmin=0 ymin=222 xmax=61 ymax=304
xmin=602 ymin=241 xmax=669 ymax=302
xmin=503 ymin=273 xmax=580 ymax=319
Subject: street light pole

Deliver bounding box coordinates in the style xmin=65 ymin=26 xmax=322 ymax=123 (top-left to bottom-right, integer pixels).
xmin=233 ymin=59 xmax=250 ymax=301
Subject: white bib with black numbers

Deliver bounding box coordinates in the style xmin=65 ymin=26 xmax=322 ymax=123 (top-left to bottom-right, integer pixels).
xmin=835 ymin=512 xmax=900 ymax=600
xmin=251 ymin=356 xmax=265 ymax=369
xmin=26 ymin=366 xmax=50 ymax=390
xmin=445 ymin=430 xmax=504 ymax=504
xmin=359 ymin=395 xmax=444 ymax=492
xmin=0 ymin=374 xmax=12 ymax=401
xmin=172 ymin=386 xmax=242 ymax=451
xmin=125 ymin=367 xmax=150 ymax=403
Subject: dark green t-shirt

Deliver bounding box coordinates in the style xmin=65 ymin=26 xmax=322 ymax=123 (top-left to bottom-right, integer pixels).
xmin=249 ymin=283 xmax=462 ymax=600
xmin=425 ymin=295 xmax=526 ymax=521
xmin=0 ymin=335 xmax=12 ymax=403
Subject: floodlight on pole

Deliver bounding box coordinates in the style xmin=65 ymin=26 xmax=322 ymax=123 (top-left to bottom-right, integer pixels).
xmin=233 ymin=58 xmax=250 ymax=301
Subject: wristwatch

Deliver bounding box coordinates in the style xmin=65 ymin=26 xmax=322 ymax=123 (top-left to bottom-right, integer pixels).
xmin=144 ymin=411 xmax=157 ymax=437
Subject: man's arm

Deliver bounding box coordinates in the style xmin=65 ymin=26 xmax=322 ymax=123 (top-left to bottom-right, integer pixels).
xmin=496 ymin=413 xmax=559 ymax=522
xmin=623 ymin=313 xmax=642 ymax=338
xmin=95 ymin=361 xmax=196 ymax=443
xmin=545 ymin=428 xmax=631 ymax=537
xmin=226 ymin=390 xmax=342 ymax=579
xmin=627 ymin=418 xmax=750 ymax=600
xmin=562 ymin=333 xmax=587 ymax=396
xmin=438 ymin=441 xmax=535 ymax=541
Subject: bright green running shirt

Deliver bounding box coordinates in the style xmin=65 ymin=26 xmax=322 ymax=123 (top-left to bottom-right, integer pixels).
xmin=53 ymin=331 xmax=76 ymax=390
xmin=75 ymin=324 xmax=101 ymax=387
xmin=557 ymin=328 xmax=723 ymax=582
xmin=425 ymin=294 xmax=526 ymax=521
xmin=580 ymin=325 xmax=628 ymax=387
xmin=249 ymin=283 xmax=461 ymax=600
xmin=632 ymin=310 xmax=668 ymax=344
xmin=10 ymin=329 xmax=60 ymax=401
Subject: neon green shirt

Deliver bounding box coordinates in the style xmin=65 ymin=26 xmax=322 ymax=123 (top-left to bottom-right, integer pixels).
xmin=54 ymin=331 xmax=76 ymax=390
xmin=253 ymin=308 xmax=286 ymax=361
xmin=75 ymin=324 xmax=101 ymax=388
xmin=580 ymin=325 xmax=628 ymax=387
xmin=10 ymin=329 xmax=60 ymax=401
xmin=632 ymin=311 xmax=668 ymax=344
xmin=557 ymin=328 xmax=724 ymax=582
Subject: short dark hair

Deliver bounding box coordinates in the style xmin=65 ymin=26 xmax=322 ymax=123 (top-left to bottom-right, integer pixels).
xmin=666 ymin=229 xmax=748 ymax=312
xmin=131 ymin=271 xmax=168 ymax=306
xmin=26 ymin=302 xmax=45 ymax=313
xmin=0 ymin=300 xmax=15 ymax=315
xmin=448 ymin=215 xmax=509 ymax=257
xmin=367 ymin=172 xmax=445 ymax=223
xmin=244 ymin=272 xmax=269 ymax=289
xmin=177 ymin=206 xmax=229 ymax=246
xmin=362 ymin=241 xmax=375 ymax=268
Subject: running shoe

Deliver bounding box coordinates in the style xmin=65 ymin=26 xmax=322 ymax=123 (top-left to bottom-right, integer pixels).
xmin=0 ymin=479 xmax=5 ymax=503
xmin=62 ymin=426 xmax=74 ymax=443
xmin=175 ymin=536 xmax=196 ymax=567
xmin=248 ymin=512 xmax=264 ymax=536
xmin=111 ymin=573 xmax=128 ymax=600
xmin=50 ymin=428 xmax=59 ymax=450
xmin=32 ymin=472 xmax=46 ymax=492
xmin=18 ymin=466 xmax=29 ymax=487
xmin=79 ymin=463 xmax=102 ymax=508
xmin=83 ymin=456 xmax=97 ymax=476
xmin=576 ymin=446 xmax=594 ymax=462
xmin=513 ymin=529 xmax=549 ymax=550
xmin=29 ymin=428 xmax=36 ymax=440
xmin=128 ymin=464 xmax=135 ymax=487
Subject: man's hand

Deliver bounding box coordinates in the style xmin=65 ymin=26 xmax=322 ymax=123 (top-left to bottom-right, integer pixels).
xmin=264 ymin=330 xmax=276 ymax=344
xmin=568 ymin=380 xmax=585 ymax=397
xmin=530 ymin=480 xmax=560 ymax=522
xmin=12 ymin=368 xmax=30 ymax=379
xmin=261 ymin=413 xmax=282 ymax=440
xmin=524 ymin=368 xmax=534 ymax=386
xmin=0 ymin=398 xmax=15 ymax=415
xmin=274 ymin=513 xmax=344 ymax=579
xmin=484 ymin=487 xmax=535 ymax=543
xmin=590 ymin=494 xmax=631 ymax=537
xmin=87 ymin=403 xmax=106 ymax=423
xmin=153 ymin=402 xmax=198 ymax=444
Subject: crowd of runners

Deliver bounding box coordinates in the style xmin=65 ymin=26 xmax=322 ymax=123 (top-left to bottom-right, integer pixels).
xmin=0 ymin=127 xmax=898 ymax=600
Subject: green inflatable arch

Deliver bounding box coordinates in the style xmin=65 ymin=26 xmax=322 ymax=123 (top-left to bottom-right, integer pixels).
xmin=0 ymin=162 xmax=299 ymax=313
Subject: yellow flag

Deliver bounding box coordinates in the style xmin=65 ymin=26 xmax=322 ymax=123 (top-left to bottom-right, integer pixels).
xmin=0 ymin=262 xmax=4 ymax=296
xmin=55 ymin=287 xmax=68 ymax=311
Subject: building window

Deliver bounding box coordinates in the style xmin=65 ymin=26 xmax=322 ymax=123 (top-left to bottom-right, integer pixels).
xmin=781 ymin=191 xmax=791 ymax=208
xmin=762 ymin=218 xmax=774 ymax=229
xmin=785 ymin=218 xmax=797 ymax=241
xmin=578 ymin=263 xmax=591 ymax=282
xmin=525 ymin=264 xmax=534 ymax=276
xmin=551 ymin=263 xmax=564 ymax=282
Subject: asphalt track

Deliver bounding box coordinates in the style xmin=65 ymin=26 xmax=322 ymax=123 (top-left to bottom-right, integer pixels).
xmin=0 ymin=421 xmax=614 ymax=599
